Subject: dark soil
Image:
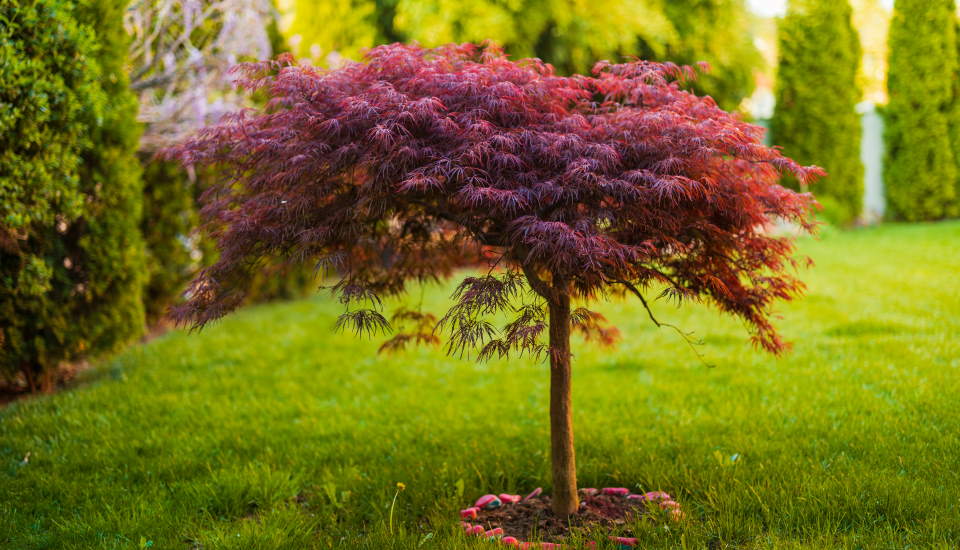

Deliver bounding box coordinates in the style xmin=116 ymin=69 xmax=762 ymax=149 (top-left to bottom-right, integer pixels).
xmin=473 ymin=492 xmax=650 ymax=543
xmin=0 ymin=320 xmax=172 ymax=407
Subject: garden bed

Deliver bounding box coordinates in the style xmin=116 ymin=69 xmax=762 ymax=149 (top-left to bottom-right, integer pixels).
xmin=459 ymin=488 xmax=683 ymax=547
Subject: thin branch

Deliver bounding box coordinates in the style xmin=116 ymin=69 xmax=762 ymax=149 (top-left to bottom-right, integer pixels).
xmin=131 ymin=72 xmax=177 ymax=91
xmin=609 ymin=278 xmax=713 ymax=367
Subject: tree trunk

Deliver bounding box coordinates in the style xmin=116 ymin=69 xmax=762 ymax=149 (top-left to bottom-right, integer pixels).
xmin=20 ymin=361 xmax=56 ymax=394
xmin=547 ymin=292 xmax=579 ymax=517
xmin=21 ymin=362 xmax=37 ymax=394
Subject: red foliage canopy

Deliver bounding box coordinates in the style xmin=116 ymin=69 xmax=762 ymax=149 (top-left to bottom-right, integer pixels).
xmin=167 ymin=42 xmax=821 ymax=356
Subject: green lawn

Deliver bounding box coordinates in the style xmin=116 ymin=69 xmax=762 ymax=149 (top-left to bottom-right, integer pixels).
xmin=2 ymin=222 xmax=959 ymax=549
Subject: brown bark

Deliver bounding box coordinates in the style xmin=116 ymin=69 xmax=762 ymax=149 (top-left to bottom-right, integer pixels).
xmin=20 ymin=362 xmax=56 ymax=394
xmin=547 ymin=292 xmax=579 ymax=517
xmin=40 ymin=367 xmax=56 ymax=393
xmin=20 ymin=362 xmax=37 ymax=394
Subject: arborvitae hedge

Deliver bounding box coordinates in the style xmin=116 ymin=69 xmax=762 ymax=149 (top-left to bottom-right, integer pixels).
xmin=885 ymin=0 xmax=958 ymax=221
xmin=140 ymin=160 xmax=314 ymax=324
xmin=0 ymin=0 xmax=144 ymax=390
xmin=141 ymin=159 xmax=202 ymax=324
xmin=951 ymin=19 xmax=960 ymax=211
xmin=770 ymin=0 xmax=863 ymax=225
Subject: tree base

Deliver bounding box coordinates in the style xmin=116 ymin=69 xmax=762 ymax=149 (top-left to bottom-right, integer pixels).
xmin=459 ymin=488 xmax=684 ymax=547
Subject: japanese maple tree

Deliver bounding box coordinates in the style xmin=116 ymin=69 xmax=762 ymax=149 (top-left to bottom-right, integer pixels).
xmin=167 ymin=43 xmax=821 ymax=517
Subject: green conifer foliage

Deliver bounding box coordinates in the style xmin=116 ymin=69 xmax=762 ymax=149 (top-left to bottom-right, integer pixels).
xmin=0 ymin=0 xmax=144 ymax=390
xmin=141 ymin=159 xmax=201 ymax=324
xmin=140 ymin=161 xmax=314 ymax=323
xmin=770 ymin=0 xmax=863 ymax=225
xmin=884 ymin=0 xmax=958 ymax=221
xmin=950 ymin=18 xmax=960 ymax=213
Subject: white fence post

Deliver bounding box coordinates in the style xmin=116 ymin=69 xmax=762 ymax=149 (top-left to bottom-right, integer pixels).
xmin=858 ymin=101 xmax=885 ymax=223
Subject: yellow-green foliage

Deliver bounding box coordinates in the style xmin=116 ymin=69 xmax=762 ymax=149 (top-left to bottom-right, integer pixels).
xmin=951 ymin=19 xmax=960 ymax=214
xmin=0 ymin=0 xmax=144 ymax=385
xmin=284 ymin=0 xmax=759 ymax=110
xmin=656 ymin=0 xmax=761 ymax=111
xmin=770 ymin=0 xmax=863 ymax=225
xmin=885 ymin=0 xmax=958 ymax=221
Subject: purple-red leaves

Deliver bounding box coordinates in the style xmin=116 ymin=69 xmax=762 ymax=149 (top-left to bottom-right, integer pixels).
xmin=167 ymin=42 xmax=822 ymax=356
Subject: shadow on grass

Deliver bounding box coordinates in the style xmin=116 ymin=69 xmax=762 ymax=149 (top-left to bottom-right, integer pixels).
xmin=824 ymin=320 xmax=911 ymax=338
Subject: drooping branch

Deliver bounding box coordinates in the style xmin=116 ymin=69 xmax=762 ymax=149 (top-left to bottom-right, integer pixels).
xmin=609 ymin=278 xmax=711 ymax=365
xmin=570 ymin=308 xmax=620 ymax=346
xmin=378 ymin=309 xmax=441 ymax=353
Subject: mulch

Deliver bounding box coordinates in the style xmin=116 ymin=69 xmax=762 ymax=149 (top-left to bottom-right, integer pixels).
xmin=478 ymin=493 xmax=647 ymax=541
xmin=460 ymin=488 xmax=683 ymax=547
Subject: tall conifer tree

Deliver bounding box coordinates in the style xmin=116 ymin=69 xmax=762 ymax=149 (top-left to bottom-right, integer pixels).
xmin=885 ymin=0 xmax=958 ymax=221
xmin=771 ymin=0 xmax=863 ymax=224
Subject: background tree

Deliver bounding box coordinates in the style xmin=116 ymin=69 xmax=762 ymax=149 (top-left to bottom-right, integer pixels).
xmin=1 ymin=0 xmax=144 ymax=390
xmin=885 ymin=0 xmax=959 ymax=221
xmin=284 ymin=0 xmax=760 ymax=110
xmin=850 ymin=0 xmax=891 ymax=105
xmin=770 ymin=0 xmax=863 ymax=225
xmin=167 ymin=44 xmax=820 ymax=516
xmin=126 ymin=0 xmax=313 ymax=323
xmin=138 ymin=157 xmax=207 ymax=323
xmin=951 ymin=17 xmax=960 ymax=201
xmin=125 ymin=0 xmax=281 ymax=150
xmin=652 ymin=0 xmax=760 ymax=111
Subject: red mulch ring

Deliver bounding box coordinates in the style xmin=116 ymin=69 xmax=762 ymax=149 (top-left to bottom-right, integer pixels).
xmin=459 ymin=488 xmax=684 ymax=548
